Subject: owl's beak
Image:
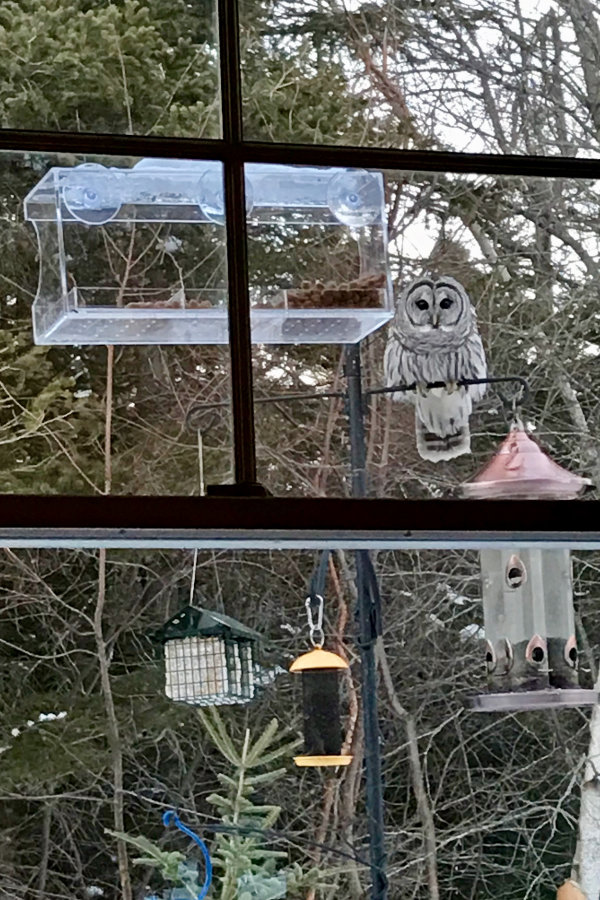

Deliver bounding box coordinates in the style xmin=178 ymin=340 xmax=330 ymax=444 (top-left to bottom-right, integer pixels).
xmin=432 ymin=314 xmax=440 ymax=328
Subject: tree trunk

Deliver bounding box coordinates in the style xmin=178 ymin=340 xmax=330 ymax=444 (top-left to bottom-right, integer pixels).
xmin=573 ymin=687 xmax=600 ymax=898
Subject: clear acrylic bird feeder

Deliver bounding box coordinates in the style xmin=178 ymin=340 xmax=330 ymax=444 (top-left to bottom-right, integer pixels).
xmin=156 ymin=605 xmax=261 ymax=707
xmin=461 ymin=425 xmax=592 ymax=499
xmin=24 ymin=159 xmax=391 ymax=345
xmin=468 ymin=549 xmax=598 ymax=711
xmin=290 ymin=595 xmax=352 ymax=767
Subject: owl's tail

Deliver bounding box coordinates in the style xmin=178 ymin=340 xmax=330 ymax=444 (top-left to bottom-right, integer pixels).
xmin=415 ymin=388 xmax=472 ymax=462
xmin=416 ymin=418 xmax=470 ymax=461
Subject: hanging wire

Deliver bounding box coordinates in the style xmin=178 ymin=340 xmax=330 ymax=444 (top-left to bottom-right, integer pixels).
xmin=204 ymin=822 xmax=375 ymax=870
xmin=188 ymin=428 xmax=204 ymax=604
xmin=492 ymin=376 xmax=529 ymax=429
xmin=189 ymin=549 xmax=199 ymax=605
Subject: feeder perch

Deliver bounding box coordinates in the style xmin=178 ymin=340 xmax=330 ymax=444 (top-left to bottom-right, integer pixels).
xmin=290 ymin=647 xmax=353 ymax=767
xmin=461 ymin=425 xmax=592 ymax=499
xmin=557 ymin=880 xmax=586 ymax=900
xmin=24 ymin=160 xmax=391 ymax=346
xmin=156 ymin=605 xmax=261 ymax=707
xmin=468 ymin=549 xmax=598 ymax=711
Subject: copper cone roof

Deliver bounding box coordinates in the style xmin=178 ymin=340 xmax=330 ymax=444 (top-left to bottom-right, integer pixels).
xmin=461 ymin=426 xmax=592 ymax=500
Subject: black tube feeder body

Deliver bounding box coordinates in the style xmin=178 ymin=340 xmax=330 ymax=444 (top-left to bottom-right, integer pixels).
xmin=290 ymin=647 xmax=353 ymax=767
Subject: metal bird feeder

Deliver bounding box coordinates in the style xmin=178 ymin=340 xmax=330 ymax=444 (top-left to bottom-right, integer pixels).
xmin=156 ymin=605 xmax=261 ymax=707
xmin=461 ymin=423 xmax=592 ymax=500
xmin=461 ymin=424 xmax=592 ymax=499
xmin=468 ymin=548 xmax=598 ymax=711
xmin=290 ymin=595 xmax=353 ymax=767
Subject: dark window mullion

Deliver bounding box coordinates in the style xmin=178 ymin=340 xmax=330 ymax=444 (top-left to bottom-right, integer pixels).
xmin=0 ymin=129 xmax=599 ymax=179
xmin=218 ymin=0 xmax=257 ymax=487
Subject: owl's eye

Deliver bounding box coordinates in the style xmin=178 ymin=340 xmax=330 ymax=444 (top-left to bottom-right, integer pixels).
xmin=439 ymin=297 xmax=453 ymax=309
xmin=415 ymin=299 xmax=429 ymax=310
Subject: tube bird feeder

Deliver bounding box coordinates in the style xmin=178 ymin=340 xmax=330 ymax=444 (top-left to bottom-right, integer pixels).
xmin=290 ymin=647 xmax=353 ymax=767
xmin=461 ymin=425 xmax=592 ymax=499
xmin=468 ymin=549 xmax=598 ymax=711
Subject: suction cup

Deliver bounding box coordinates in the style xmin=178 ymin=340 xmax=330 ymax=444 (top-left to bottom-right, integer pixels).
xmin=198 ymin=168 xmax=254 ymax=224
xmin=327 ymin=170 xmax=383 ymax=226
xmin=62 ymin=163 xmax=121 ymax=225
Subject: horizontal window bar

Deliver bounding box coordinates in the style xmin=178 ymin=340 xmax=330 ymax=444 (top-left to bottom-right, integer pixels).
xmin=0 ymin=128 xmax=600 ymax=178
xmin=0 ymin=497 xmax=598 ymax=549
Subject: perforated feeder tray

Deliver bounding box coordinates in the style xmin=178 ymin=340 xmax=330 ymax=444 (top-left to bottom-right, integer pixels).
xmin=461 ymin=426 xmax=592 ymax=500
xmin=24 ymin=160 xmax=392 ymax=345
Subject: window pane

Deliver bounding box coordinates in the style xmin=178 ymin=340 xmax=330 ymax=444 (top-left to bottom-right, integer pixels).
xmin=241 ymin=0 xmax=600 ymax=156
xmin=1 ymin=546 xmax=598 ymax=897
xmin=244 ymin=165 xmax=599 ymax=498
xmin=1 ymin=150 xmax=232 ymax=493
xmin=0 ymin=0 xmax=219 ymax=137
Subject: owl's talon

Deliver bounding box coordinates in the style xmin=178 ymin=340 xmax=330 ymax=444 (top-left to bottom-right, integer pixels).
xmin=445 ymin=380 xmax=459 ymax=394
xmin=416 ymin=382 xmax=429 ymax=398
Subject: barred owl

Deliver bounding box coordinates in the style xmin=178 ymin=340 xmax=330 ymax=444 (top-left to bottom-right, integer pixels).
xmin=383 ymin=276 xmax=487 ymax=462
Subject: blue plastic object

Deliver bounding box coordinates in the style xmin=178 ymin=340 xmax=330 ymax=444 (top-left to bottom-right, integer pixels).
xmin=162 ymin=809 xmax=212 ymax=900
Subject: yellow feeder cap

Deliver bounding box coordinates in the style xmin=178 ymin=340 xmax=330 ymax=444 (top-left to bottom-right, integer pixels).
xmin=290 ymin=648 xmax=349 ymax=672
xmin=557 ymin=880 xmax=586 ymax=900
xmin=294 ymin=754 xmax=353 ymax=767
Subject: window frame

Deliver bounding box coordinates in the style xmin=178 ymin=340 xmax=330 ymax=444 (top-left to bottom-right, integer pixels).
xmin=0 ymin=0 xmax=598 ymax=542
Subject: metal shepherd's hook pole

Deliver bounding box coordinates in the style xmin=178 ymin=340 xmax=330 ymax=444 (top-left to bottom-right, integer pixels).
xmin=343 ymin=342 xmax=388 ymax=900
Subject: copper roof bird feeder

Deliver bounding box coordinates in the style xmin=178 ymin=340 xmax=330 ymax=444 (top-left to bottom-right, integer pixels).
xmin=156 ymin=605 xmax=262 ymax=707
xmin=468 ymin=549 xmax=598 ymax=711
xmin=461 ymin=425 xmax=592 ymax=500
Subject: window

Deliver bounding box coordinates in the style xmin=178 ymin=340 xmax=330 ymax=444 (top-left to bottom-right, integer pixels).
xmin=1 ymin=3 xmax=600 ymax=900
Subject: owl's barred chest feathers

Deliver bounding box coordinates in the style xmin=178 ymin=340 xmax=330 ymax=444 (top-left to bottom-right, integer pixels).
xmin=388 ymin=328 xmax=486 ymax=388
xmin=384 ymin=275 xmax=488 ymax=462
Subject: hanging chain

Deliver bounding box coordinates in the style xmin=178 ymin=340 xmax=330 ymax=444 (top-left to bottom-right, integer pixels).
xmin=305 ymin=594 xmax=324 ymax=648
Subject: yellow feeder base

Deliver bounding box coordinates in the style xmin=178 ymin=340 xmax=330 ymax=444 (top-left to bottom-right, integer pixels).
xmin=294 ymin=754 xmax=353 ymax=767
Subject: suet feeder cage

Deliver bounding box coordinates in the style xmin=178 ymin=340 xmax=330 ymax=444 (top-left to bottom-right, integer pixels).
xmin=290 ymin=647 xmax=353 ymax=767
xmin=461 ymin=425 xmax=592 ymax=499
xmin=24 ymin=160 xmax=391 ymax=345
xmin=156 ymin=605 xmax=261 ymax=707
xmin=468 ymin=549 xmax=599 ymax=711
